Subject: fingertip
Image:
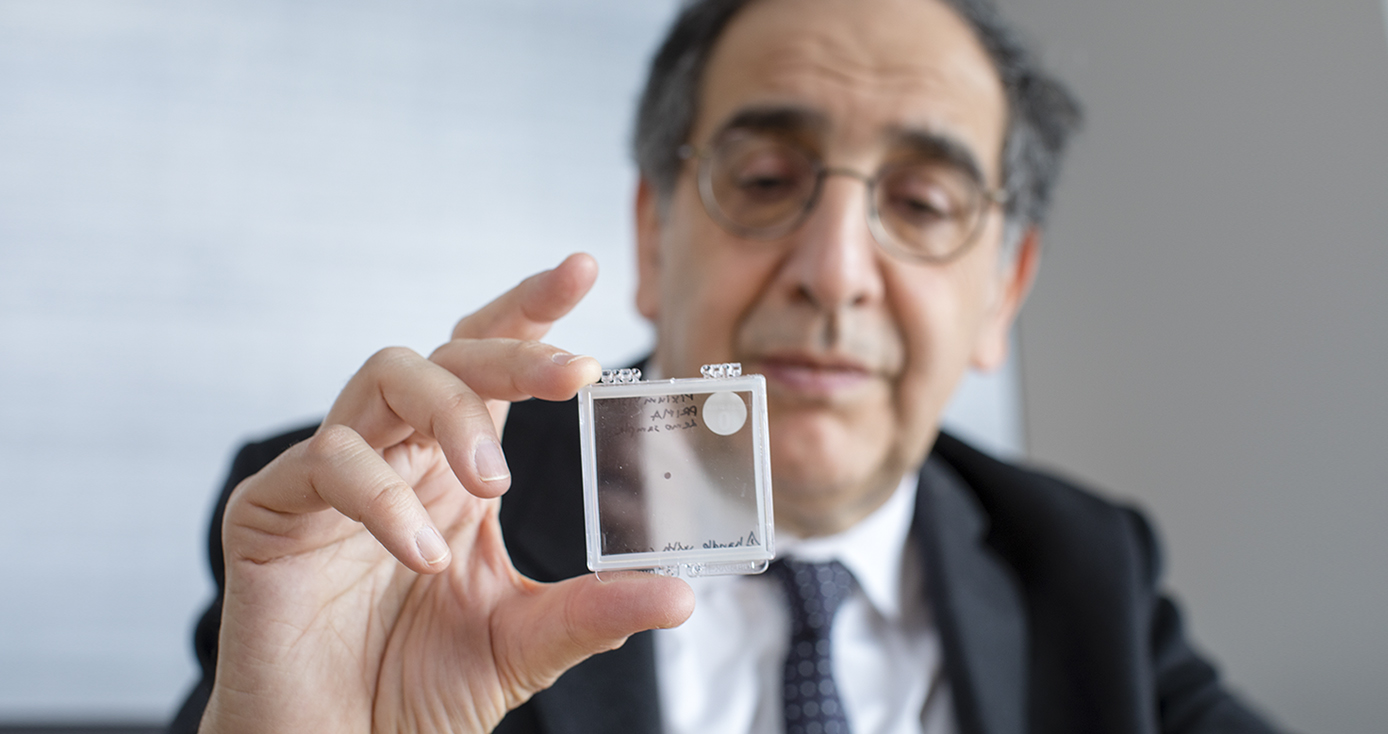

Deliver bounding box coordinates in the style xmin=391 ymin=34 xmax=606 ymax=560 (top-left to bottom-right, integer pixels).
xmin=511 ymin=573 xmax=693 ymax=678
xmin=528 ymin=350 xmax=602 ymax=401
xmin=654 ymin=576 xmax=696 ymax=628
xmin=590 ymin=573 xmax=695 ymax=630
xmin=561 ymin=252 xmax=599 ymax=281
xmin=567 ymin=355 xmax=603 ymax=386
xmin=521 ymin=255 xmax=598 ymax=326
xmin=551 ymin=253 xmax=598 ymax=299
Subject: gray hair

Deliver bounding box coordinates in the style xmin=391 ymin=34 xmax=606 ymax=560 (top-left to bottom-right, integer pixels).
xmin=632 ymin=0 xmax=1082 ymax=239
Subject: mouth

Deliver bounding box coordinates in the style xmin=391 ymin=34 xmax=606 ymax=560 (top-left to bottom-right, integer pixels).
xmin=749 ymin=352 xmax=877 ymax=399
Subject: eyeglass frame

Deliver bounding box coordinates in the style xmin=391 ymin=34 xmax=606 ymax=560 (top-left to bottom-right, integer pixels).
xmin=677 ymin=135 xmax=1009 ymax=264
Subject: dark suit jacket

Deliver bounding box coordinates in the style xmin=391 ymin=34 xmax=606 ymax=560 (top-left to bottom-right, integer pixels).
xmin=171 ymin=397 xmax=1280 ymax=734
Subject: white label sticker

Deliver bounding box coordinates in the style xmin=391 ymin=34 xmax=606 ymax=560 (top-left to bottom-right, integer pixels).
xmin=702 ymin=391 xmax=748 ymax=436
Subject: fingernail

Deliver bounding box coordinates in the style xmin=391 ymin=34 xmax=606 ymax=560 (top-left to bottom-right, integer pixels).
xmin=552 ymin=352 xmax=594 ymax=366
xmin=417 ymin=526 xmax=450 ymax=566
xmin=596 ymin=570 xmax=648 ymax=584
xmin=475 ymin=439 xmax=510 ymax=482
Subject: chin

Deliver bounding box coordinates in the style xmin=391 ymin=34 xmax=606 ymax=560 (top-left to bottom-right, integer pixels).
xmin=769 ymin=414 xmax=884 ymax=506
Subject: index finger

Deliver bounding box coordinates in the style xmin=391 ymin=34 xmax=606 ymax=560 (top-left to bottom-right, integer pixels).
xmin=453 ymin=252 xmax=598 ymax=341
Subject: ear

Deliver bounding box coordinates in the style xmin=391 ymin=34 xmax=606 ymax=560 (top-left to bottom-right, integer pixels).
xmin=970 ymin=227 xmax=1041 ymax=371
xmin=634 ymin=177 xmax=664 ymax=322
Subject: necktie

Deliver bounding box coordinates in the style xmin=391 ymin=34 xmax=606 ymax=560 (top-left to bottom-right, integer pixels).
xmin=769 ymin=558 xmax=857 ymax=734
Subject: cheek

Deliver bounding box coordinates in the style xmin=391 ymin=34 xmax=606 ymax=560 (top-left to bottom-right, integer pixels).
xmin=655 ymin=219 xmax=781 ymax=377
xmin=766 ymin=380 xmax=898 ymax=488
xmin=886 ymin=265 xmax=993 ymax=439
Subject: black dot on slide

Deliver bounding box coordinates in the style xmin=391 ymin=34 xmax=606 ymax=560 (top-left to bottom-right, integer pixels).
xmin=664 ymin=472 xmax=672 ymax=479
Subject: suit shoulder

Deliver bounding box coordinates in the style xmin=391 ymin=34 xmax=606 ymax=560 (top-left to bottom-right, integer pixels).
xmin=932 ymin=431 xmax=1130 ymax=516
xmin=931 ymin=432 xmax=1159 ymax=581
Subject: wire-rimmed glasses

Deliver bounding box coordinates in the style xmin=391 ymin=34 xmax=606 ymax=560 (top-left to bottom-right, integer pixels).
xmin=679 ymin=131 xmax=1007 ymax=263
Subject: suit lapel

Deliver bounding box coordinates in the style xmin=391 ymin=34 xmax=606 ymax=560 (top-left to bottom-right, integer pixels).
xmin=917 ymin=457 xmax=1028 ymax=734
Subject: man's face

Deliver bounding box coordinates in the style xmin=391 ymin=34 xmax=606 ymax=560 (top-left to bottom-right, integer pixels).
xmin=635 ymin=0 xmax=1036 ymax=536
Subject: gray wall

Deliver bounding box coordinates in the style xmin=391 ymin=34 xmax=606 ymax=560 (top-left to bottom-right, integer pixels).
xmin=0 ymin=0 xmax=1018 ymax=722
xmin=1004 ymin=0 xmax=1388 ymax=731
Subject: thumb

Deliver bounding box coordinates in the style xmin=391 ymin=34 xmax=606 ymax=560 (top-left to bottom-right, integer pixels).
xmin=496 ymin=573 xmax=695 ymax=696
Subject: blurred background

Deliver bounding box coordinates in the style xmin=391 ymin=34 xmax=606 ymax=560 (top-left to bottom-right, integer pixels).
xmin=0 ymin=0 xmax=1383 ymax=731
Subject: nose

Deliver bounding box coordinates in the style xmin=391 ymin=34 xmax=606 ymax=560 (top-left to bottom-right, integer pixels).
xmin=781 ymin=172 xmax=885 ymax=311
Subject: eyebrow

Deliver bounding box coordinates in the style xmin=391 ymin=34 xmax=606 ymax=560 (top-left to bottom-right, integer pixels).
xmin=711 ymin=105 xmax=830 ymax=139
xmin=888 ymin=127 xmax=991 ymax=188
xmin=711 ymin=105 xmax=994 ymax=189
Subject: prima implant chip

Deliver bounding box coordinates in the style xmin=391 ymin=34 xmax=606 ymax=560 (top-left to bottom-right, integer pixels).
xmin=578 ymin=363 xmax=774 ymax=577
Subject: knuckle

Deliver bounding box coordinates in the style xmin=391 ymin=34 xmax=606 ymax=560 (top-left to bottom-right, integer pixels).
xmin=363 ymin=345 xmax=420 ymax=373
xmin=361 ymin=479 xmax=415 ymax=524
xmin=438 ymin=389 xmax=484 ymax=420
xmin=427 ymin=340 xmax=457 ymax=362
xmin=518 ymin=338 xmax=551 ymax=362
xmin=433 ymin=390 xmax=491 ymax=441
xmin=503 ymin=340 xmax=547 ymax=382
xmin=221 ymin=474 xmax=257 ymax=516
xmin=305 ymin=424 xmax=362 ymax=465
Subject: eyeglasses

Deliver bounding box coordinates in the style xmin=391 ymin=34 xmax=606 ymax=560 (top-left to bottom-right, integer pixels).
xmin=679 ymin=131 xmax=1007 ymax=263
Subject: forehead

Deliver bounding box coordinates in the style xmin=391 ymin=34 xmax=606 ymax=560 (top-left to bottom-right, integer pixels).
xmin=693 ymin=0 xmax=1008 ymax=176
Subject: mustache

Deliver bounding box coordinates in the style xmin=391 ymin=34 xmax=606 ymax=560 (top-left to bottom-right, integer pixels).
xmin=734 ymin=306 xmax=905 ymax=373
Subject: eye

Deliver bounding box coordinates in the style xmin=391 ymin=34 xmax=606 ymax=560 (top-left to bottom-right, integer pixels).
xmin=892 ymin=192 xmax=948 ymax=220
xmin=885 ymin=186 xmax=954 ymax=226
xmin=880 ymin=165 xmax=970 ymax=229
xmin=728 ymin=150 xmax=807 ymax=202
xmin=738 ymin=172 xmax=793 ymax=192
xmin=705 ymin=132 xmax=819 ymax=233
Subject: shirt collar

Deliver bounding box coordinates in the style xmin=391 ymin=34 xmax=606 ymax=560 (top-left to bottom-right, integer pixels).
xmin=775 ymin=472 xmax=919 ymax=622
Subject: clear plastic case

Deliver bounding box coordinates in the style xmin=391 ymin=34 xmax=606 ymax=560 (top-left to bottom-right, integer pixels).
xmin=578 ymin=363 xmax=774 ymax=577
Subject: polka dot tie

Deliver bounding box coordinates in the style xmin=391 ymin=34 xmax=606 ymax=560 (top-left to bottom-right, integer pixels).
xmin=769 ymin=558 xmax=857 ymax=734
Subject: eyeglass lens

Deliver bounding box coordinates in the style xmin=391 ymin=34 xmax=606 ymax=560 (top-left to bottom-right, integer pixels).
xmin=701 ymin=132 xmax=989 ymax=261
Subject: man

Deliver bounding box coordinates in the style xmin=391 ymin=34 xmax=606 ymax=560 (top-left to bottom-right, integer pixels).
xmin=173 ymin=0 xmax=1282 ymax=732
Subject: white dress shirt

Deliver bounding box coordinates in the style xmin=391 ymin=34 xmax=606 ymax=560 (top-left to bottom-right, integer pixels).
xmin=654 ymin=474 xmax=957 ymax=734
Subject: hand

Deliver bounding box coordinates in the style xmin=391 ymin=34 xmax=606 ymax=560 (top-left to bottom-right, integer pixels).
xmin=199 ymin=253 xmax=694 ymax=733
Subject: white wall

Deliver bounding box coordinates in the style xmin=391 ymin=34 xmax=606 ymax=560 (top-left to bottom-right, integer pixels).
xmin=0 ymin=0 xmax=1020 ymax=721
